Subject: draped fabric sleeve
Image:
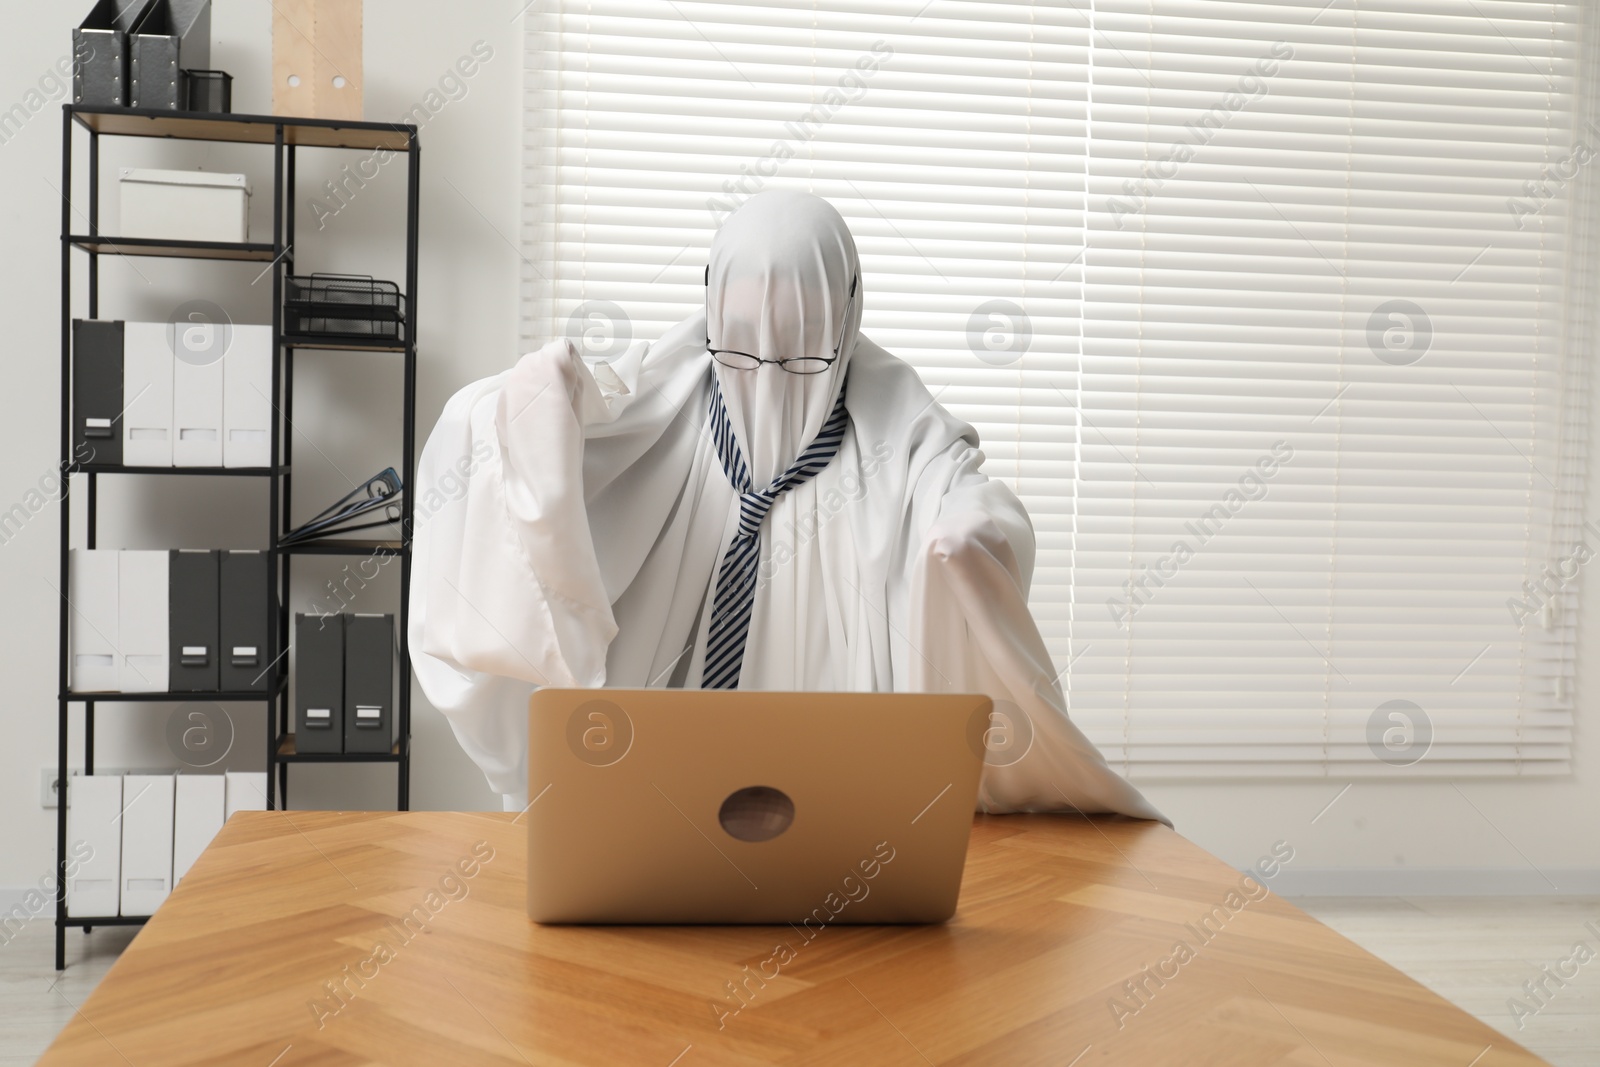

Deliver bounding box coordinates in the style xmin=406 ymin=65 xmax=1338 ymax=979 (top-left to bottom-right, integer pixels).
xmin=408 ymin=338 xmax=621 ymax=800
xmin=905 ymin=442 xmax=1171 ymax=826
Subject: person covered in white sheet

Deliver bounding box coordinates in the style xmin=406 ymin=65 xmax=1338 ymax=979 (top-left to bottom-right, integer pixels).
xmin=409 ymin=189 xmax=1166 ymax=824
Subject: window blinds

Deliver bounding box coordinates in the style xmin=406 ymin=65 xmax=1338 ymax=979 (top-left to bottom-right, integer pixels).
xmin=522 ymin=0 xmax=1592 ymax=777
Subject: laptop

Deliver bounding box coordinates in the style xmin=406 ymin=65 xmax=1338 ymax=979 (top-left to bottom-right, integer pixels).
xmin=525 ymin=688 xmax=991 ymax=924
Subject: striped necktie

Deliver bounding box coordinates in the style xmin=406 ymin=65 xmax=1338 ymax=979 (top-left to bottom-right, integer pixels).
xmin=702 ymin=373 xmax=850 ymax=689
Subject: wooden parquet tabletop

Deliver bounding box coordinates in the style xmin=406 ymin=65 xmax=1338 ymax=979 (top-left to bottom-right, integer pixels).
xmin=38 ymin=810 xmax=1546 ymax=1066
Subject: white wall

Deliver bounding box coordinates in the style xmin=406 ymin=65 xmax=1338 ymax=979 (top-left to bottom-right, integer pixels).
xmin=0 ymin=1 xmax=524 ymax=891
xmin=0 ymin=2 xmax=1594 ymax=894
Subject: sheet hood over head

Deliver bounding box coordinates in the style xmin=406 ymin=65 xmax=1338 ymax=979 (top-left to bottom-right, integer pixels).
xmin=707 ymin=189 xmax=862 ymax=486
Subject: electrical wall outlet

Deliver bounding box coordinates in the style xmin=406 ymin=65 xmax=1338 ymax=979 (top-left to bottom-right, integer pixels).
xmin=42 ymin=766 xmax=160 ymax=808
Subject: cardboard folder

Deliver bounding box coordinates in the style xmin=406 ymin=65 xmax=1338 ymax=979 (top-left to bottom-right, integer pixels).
xmin=73 ymin=319 xmax=124 ymax=468
xmin=118 ymin=550 xmax=170 ymax=693
xmin=343 ymin=614 xmax=393 ymax=754
xmin=120 ymin=775 xmax=174 ymax=916
xmin=172 ymin=338 xmax=222 ymax=467
xmin=74 ymin=0 xmax=160 ymax=107
xmin=272 ymin=0 xmax=363 ymax=120
xmin=219 ymin=550 xmax=270 ymax=691
xmin=129 ymin=0 xmax=212 ymax=110
xmin=224 ymin=771 xmax=267 ymax=819
xmin=222 ymin=325 xmax=272 ymax=468
xmin=173 ymin=774 xmax=224 ymax=884
xmin=295 ymin=613 xmax=344 ymax=753
xmin=123 ymin=321 xmax=173 ymax=467
xmin=65 ymin=774 xmax=122 ymax=918
xmin=169 ymin=549 xmax=219 ymax=691
xmin=68 ymin=548 xmax=119 ymax=693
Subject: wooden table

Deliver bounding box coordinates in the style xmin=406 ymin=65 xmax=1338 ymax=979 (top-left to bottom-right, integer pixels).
xmin=39 ymin=812 xmax=1546 ymax=1066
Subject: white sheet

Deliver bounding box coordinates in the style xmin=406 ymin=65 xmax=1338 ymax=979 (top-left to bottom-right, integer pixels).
xmin=409 ymin=191 xmax=1165 ymax=824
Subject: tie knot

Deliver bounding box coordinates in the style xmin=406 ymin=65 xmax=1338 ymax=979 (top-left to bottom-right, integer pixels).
xmin=737 ymin=491 xmax=777 ymax=538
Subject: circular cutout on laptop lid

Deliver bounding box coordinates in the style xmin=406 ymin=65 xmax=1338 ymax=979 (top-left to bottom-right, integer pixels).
xmin=718 ymin=786 xmax=795 ymax=842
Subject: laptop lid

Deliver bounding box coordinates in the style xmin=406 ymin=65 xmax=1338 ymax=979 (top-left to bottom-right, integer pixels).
xmin=526 ymin=688 xmax=991 ymax=924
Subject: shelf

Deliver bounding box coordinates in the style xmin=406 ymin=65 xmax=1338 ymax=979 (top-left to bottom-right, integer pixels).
xmin=68 ymin=235 xmax=278 ymax=261
xmin=278 ymin=538 xmax=404 ymax=556
xmin=56 ymin=99 xmax=420 ymax=968
xmin=71 ymin=106 xmax=416 ymax=152
xmin=73 ymin=464 xmax=283 ymax=477
xmin=276 ymin=733 xmax=402 ymax=762
xmin=283 ymin=334 xmax=407 ymax=353
xmin=62 ymin=678 xmax=284 ymax=703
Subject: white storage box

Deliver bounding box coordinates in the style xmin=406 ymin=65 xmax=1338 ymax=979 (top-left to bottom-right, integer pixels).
xmin=173 ymin=774 xmax=225 ymax=885
xmin=224 ymin=771 xmax=267 ymax=818
xmin=119 ymin=168 xmax=251 ymax=243
xmin=120 ymin=774 xmax=175 ymax=916
xmin=66 ymin=774 xmax=122 ymax=918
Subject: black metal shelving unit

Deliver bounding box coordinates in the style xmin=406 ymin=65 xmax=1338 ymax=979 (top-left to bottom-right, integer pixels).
xmin=55 ymin=105 xmax=420 ymax=970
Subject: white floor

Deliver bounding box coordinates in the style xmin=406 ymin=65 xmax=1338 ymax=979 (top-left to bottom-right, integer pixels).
xmin=1295 ymin=896 xmax=1600 ymax=1066
xmin=1 ymin=899 xmax=1595 ymax=1064
xmin=0 ymin=918 xmax=137 ymax=1067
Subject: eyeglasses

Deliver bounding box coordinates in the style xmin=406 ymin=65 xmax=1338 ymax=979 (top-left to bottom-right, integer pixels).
xmin=706 ymin=272 xmax=858 ymax=374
